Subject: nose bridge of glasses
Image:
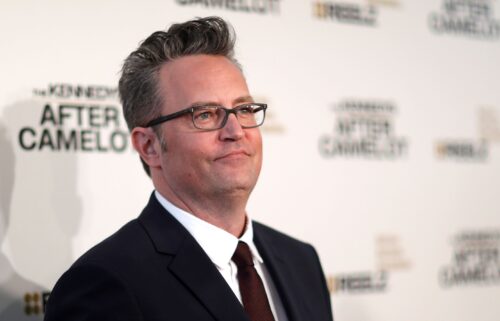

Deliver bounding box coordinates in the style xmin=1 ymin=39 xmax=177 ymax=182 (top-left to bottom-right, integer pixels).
xmin=222 ymin=108 xmax=243 ymax=128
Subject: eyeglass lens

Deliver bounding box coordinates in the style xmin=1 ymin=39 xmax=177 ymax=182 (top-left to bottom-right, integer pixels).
xmin=192 ymin=105 xmax=264 ymax=129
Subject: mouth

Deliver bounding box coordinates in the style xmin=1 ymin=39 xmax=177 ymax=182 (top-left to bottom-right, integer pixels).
xmin=214 ymin=150 xmax=250 ymax=161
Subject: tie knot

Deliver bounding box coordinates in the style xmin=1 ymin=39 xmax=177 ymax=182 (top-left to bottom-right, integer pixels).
xmin=232 ymin=241 xmax=254 ymax=268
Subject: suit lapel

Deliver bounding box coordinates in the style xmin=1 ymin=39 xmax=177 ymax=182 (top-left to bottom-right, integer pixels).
xmin=254 ymin=223 xmax=311 ymax=321
xmin=138 ymin=194 xmax=250 ymax=321
xmin=168 ymin=237 xmax=251 ymax=321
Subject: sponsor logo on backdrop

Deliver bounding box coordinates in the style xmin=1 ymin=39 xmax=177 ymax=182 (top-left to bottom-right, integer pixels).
xmin=429 ymin=0 xmax=500 ymax=39
xmin=435 ymin=139 xmax=488 ymax=161
xmin=368 ymin=0 xmax=399 ymax=6
xmin=434 ymin=105 xmax=500 ymax=162
xmin=175 ymin=0 xmax=281 ymax=14
xmin=254 ymin=97 xmax=285 ymax=134
xmin=439 ymin=229 xmax=500 ymax=287
xmin=327 ymin=271 xmax=388 ymax=294
xmin=376 ymin=234 xmax=412 ymax=270
xmin=262 ymin=109 xmax=285 ymax=134
xmin=319 ymin=99 xmax=408 ymax=159
xmin=312 ymin=0 xmax=378 ymax=26
xmin=312 ymin=0 xmax=399 ymax=26
xmin=24 ymin=291 xmax=50 ymax=315
xmin=18 ymin=83 xmax=130 ymax=153
xmin=327 ymin=233 xmax=410 ymax=295
xmin=478 ymin=106 xmax=500 ymax=142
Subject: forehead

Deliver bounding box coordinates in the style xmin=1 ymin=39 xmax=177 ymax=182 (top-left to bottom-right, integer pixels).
xmin=158 ymin=55 xmax=250 ymax=112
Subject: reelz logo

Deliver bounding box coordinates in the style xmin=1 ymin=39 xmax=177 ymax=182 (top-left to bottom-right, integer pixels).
xmin=439 ymin=230 xmax=500 ymax=287
xmin=327 ymin=271 xmax=388 ymax=294
xmin=18 ymin=84 xmax=129 ymax=153
xmin=435 ymin=139 xmax=488 ymax=161
xmin=429 ymin=0 xmax=500 ymax=39
xmin=312 ymin=1 xmax=378 ymax=26
xmin=176 ymin=0 xmax=280 ymax=14
xmin=319 ymin=99 xmax=408 ymax=159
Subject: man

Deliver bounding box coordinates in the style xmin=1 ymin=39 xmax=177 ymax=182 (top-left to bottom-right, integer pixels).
xmin=44 ymin=17 xmax=333 ymax=321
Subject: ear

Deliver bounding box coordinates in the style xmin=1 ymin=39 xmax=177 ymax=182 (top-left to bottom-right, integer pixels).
xmin=131 ymin=127 xmax=162 ymax=170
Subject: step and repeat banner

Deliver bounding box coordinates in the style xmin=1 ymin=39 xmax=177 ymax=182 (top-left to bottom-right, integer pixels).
xmin=1 ymin=1 xmax=499 ymax=320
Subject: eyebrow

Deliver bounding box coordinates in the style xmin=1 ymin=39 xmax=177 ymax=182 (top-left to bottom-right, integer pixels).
xmin=189 ymin=96 xmax=255 ymax=108
xmin=233 ymin=95 xmax=255 ymax=105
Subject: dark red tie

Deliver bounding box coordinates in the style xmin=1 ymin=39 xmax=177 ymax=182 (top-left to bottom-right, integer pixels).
xmin=232 ymin=241 xmax=276 ymax=321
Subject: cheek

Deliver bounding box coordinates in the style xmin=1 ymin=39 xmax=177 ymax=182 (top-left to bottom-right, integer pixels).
xmin=168 ymin=138 xmax=213 ymax=169
xmin=248 ymin=130 xmax=263 ymax=153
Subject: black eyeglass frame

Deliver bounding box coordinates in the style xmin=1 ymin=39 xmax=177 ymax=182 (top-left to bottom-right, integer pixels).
xmin=144 ymin=103 xmax=267 ymax=130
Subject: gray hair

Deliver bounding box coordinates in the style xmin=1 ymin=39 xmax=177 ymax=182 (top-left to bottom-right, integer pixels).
xmin=118 ymin=16 xmax=240 ymax=175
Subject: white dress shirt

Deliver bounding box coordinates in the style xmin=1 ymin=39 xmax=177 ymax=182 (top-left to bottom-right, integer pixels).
xmin=155 ymin=191 xmax=288 ymax=321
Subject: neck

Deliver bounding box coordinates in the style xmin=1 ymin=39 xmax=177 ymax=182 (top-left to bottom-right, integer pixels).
xmin=155 ymin=179 xmax=248 ymax=237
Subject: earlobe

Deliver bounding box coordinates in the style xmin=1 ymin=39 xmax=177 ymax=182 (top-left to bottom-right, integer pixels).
xmin=131 ymin=127 xmax=162 ymax=169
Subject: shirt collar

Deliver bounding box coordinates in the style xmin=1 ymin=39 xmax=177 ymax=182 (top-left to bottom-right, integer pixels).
xmin=155 ymin=191 xmax=263 ymax=268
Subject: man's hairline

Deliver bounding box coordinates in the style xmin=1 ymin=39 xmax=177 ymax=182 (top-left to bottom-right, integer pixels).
xmin=149 ymin=54 xmax=249 ymax=125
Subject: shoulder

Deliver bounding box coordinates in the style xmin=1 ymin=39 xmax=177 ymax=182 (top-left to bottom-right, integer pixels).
xmin=45 ymin=261 xmax=143 ymax=321
xmin=72 ymin=218 xmax=152 ymax=270
xmin=253 ymin=221 xmax=313 ymax=247
xmin=45 ymin=218 xmax=162 ymax=320
xmin=45 ymin=222 xmax=146 ymax=321
xmin=253 ymin=221 xmax=319 ymax=261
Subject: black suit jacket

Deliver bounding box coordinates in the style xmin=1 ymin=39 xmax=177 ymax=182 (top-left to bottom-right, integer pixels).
xmin=45 ymin=194 xmax=333 ymax=321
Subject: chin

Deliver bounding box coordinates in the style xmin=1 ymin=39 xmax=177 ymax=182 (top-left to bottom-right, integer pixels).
xmin=216 ymin=180 xmax=256 ymax=195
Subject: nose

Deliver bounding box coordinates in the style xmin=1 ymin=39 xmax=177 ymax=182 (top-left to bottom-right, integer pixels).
xmin=219 ymin=113 xmax=244 ymax=141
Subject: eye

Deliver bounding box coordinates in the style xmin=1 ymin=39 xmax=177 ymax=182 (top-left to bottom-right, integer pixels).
xmin=198 ymin=112 xmax=212 ymax=120
xmin=237 ymin=106 xmax=254 ymax=117
xmin=193 ymin=108 xmax=217 ymax=122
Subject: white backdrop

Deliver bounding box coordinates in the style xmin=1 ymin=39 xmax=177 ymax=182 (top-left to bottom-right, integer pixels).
xmin=1 ymin=0 xmax=500 ymax=320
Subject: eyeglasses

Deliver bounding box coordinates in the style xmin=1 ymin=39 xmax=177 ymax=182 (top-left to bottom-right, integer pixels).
xmin=144 ymin=103 xmax=267 ymax=130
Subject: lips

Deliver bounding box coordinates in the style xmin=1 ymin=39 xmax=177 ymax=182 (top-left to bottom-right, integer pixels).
xmin=214 ymin=150 xmax=250 ymax=161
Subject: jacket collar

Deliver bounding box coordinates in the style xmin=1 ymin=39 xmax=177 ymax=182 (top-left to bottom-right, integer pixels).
xmin=138 ymin=193 xmax=251 ymax=321
xmin=253 ymin=222 xmax=311 ymax=321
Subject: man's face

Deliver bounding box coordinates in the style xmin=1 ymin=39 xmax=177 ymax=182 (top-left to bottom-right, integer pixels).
xmin=156 ymin=55 xmax=263 ymax=201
